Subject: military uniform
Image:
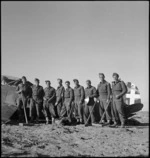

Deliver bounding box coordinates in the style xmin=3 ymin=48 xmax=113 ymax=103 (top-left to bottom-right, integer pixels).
xmin=16 ymin=83 xmax=32 ymax=121
xmin=74 ymin=85 xmax=85 ymax=122
xmin=56 ymin=85 xmax=65 ymax=118
xmin=84 ymin=86 xmax=97 ymax=124
xmin=30 ymin=85 xmax=44 ymax=121
xmin=111 ymin=80 xmax=127 ymax=125
xmin=97 ymin=80 xmax=111 ymax=122
xmin=60 ymin=87 xmax=74 ymax=121
xmin=43 ymin=87 xmax=56 ymax=119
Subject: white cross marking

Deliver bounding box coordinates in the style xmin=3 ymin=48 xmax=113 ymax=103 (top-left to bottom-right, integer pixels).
xmin=126 ymin=89 xmax=141 ymax=105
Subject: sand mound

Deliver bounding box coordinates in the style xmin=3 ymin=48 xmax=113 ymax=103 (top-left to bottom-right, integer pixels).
xmin=1 ymin=111 xmax=149 ymax=157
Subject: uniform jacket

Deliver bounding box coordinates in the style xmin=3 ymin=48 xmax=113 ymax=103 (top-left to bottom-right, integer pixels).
xmin=44 ymin=86 xmax=56 ymax=103
xmin=56 ymin=85 xmax=65 ymax=104
xmin=85 ymin=86 xmax=97 ymax=105
xmin=112 ymin=80 xmax=127 ymax=101
xmin=97 ymin=80 xmax=111 ymax=100
xmin=31 ymin=85 xmax=44 ymax=103
xmin=16 ymin=83 xmax=32 ymax=98
xmin=74 ymin=85 xmax=85 ymax=102
xmin=64 ymin=87 xmax=74 ymax=104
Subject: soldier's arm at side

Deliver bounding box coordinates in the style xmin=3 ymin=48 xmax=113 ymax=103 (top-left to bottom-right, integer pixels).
xmin=42 ymin=89 xmax=46 ymax=100
xmin=41 ymin=87 xmax=45 ymax=100
xmin=107 ymin=83 xmax=111 ymax=100
xmin=96 ymin=85 xmax=100 ymax=98
xmin=69 ymin=89 xmax=74 ymax=104
xmin=61 ymin=87 xmax=65 ymax=102
xmin=16 ymin=84 xmax=22 ymax=94
xmin=118 ymin=81 xmax=128 ymax=98
xmin=27 ymin=85 xmax=32 ymax=98
xmin=30 ymin=86 xmax=33 ymax=98
xmin=80 ymin=87 xmax=85 ymax=103
xmin=109 ymin=84 xmax=113 ymax=99
xmin=90 ymin=87 xmax=97 ymax=98
xmin=56 ymin=87 xmax=65 ymax=104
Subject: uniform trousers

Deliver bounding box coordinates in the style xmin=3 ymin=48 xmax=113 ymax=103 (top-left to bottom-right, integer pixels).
xmin=84 ymin=103 xmax=95 ymax=124
xmin=43 ymin=100 xmax=56 ymax=119
xmin=60 ymin=98 xmax=73 ymax=120
xmin=111 ymin=98 xmax=126 ymax=124
xmin=99 ymin=99 xmax=111 ymax=121
xmin=16 ymin=97 xmax=28 ymax=121
xmin=56 ymin=99 xmax=63 ymax=118
xmin=30 ymin=98 xmax=43 ymax=120
xmin=74 ymin=98 xmax=84 ymax=121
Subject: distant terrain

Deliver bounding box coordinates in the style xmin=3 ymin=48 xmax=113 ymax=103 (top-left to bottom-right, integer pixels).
xmin=1 ymin=111 xmax=149 ymax=157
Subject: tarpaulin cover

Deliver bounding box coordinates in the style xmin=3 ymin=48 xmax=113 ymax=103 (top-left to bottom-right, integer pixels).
xmin=1 ymin=75 xmax=33 ymax=123
xmin=1 ymin=85 xmax=18 ymax=122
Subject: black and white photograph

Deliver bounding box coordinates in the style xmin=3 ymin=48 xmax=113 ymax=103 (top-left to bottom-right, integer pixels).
xmin=1 ymin=1 xmax=149 ymax=157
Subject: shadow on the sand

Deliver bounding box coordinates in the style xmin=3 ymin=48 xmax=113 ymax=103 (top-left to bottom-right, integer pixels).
xmin=36 ymin=154 xmax=149 ymax=157
xmin=127 ymin=155 xmax=149 ymax=157
xmin=126 ymin=118 xmax=149 ymax=129
xmin=36 ymin=153 xmax=51 ymax=157
xmin=37 ymin=154 xmax=92 ymax=157
xmin=2 ymin=152 xmax=51 ymax=157
xmin=2 ymin=151 xmax=29 ymax=157
xmin=63 ymin=155 xmax=92 ymax=157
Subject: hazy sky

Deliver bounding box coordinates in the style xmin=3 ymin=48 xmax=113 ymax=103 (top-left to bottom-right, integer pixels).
xmin=2 ymin=2 xmax=148 ymax=111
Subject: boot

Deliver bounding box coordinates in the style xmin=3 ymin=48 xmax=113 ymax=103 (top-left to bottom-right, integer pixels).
xmin=80 ymin=118 xmax=84 ymax=124
xmin=68 ymin=118 xmax=72 ymax=123
xmin=120 ymin=122 xmax=125 ymax=128
xmin=52 ymin=117 xmax=55 ymax=124
xmin=85 ymin=123 xmax=89 ymax=127
xmin=46 ymin=117 xmax=49 ymax=125
xmin=18 ymin=114 xmax=24 ymax=123
xmin=77 ymin=118 xmax=80 ymax=123
xmin=85 ymin=120 xmax=89 ymax=126
xmin=107 ymin=120 xmax=111 ymax=124
xmin=92 ymin=122 xmax=98 ymax=126
xmin=109 ymin=121 xmax=118 ymax=127
xmin=102 ymin=120 xmax=111 ymax=126
xmin=85 ymin=122 xmax=92 ymax=127
xmin=30 ymin=117 xmax=34 ymax=123
xmin=99 ymin=120 xmax=105 ymax=124
xmin=35 ymin=117 xmax=39 ymax=124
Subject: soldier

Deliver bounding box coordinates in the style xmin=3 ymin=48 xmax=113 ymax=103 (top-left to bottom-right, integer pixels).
xmin=30 ymin=78 xmax=44 ymax=123
xmin=55 ymin=79 xmax=65 ymax=118
xmin=110 ymin=73 xmax=127 ymax=128
xmin=16 ymin=76 xmax=32 ymax=122
xmin=97 ymin=73 xmax=112 ymax=125
xmin=73 ymin=79 xmax=85 ymax=124
xmin=60 ymin=81 xmax=74 ymax=123
xmin=43 ymin=80 xmax=56 ymax=124
xmin=84 ymin=80 xmax=97 ymax=126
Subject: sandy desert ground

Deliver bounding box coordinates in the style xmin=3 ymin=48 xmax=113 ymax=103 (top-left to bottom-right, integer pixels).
xmin=1 ymin=111 xmax=149 ymax=157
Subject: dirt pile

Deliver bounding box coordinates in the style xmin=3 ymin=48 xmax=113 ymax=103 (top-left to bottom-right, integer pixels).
xmin=1 ymin=111 xmax=149 ymax=157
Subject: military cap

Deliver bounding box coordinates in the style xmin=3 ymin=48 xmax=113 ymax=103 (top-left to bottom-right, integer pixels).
xmin=45 ymin=80 xmax=51 ymax=83
xmin=57 ymin=78 xmax=62 ymax=82
xmin=86 ymin=80 xmax=91 ymax=84
xmin=99 ymin=73 xmax=105 ymax=77
xmin=22 ymin=76 xmax=27 ymax=80
xmin=34 ymin=78 xmax=39 ymax=82
xmin=73 ymin=79 xmax=79 ymax=83
xmin=65 ymin=81 xmax=70 ymax=84
xmin=112 ymin=73 xmax=119 ymax=77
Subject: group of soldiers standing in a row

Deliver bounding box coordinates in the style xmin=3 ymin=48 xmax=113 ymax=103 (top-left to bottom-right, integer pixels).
xmin=16 ymin=72 xmax=127 ymax=128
